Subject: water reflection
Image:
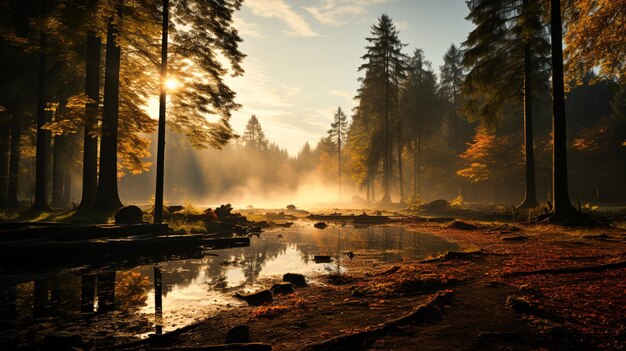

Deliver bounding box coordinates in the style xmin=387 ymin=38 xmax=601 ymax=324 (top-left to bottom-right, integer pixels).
xmin=0 ymin=223 xmax=457 ymax=348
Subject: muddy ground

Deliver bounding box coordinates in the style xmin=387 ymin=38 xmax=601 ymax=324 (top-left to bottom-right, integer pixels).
xmin=110 ymin=219 xmax=625 ymax=351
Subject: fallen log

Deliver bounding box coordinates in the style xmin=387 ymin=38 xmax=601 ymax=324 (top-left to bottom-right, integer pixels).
xmin=302 ymin=290 xmax=453 ymax=351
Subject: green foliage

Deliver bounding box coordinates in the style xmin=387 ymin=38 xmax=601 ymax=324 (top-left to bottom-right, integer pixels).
xmin=463 ymin=0 xmax=550 ymax=127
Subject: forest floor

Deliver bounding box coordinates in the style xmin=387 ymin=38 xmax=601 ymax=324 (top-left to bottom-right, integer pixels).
xmin=126 ymin=218 xmax=626 ymax=351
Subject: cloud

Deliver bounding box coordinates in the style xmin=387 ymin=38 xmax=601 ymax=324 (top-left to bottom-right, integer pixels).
xmin=329 ymin=89 xmax=355 ymax=100
xmin=234 ymin=16 xmax=265 ymax=38
xmin=246 ymin=0 xmax=319 ymax=37
xmin=304 ymin=0 xmax=393 ymax=26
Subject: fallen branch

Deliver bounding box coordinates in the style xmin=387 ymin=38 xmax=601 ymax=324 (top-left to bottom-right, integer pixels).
xmin=112 ymin=343 xmax=272 ymax=351
xmin=302 ymin=290 xmax=453 ymax=351
xmin=503 ymin=260 xmax=626 ymax=277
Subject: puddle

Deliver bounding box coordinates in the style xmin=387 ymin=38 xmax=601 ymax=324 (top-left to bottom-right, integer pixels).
xmin=0 ymin=222 xmax=457 ymax=348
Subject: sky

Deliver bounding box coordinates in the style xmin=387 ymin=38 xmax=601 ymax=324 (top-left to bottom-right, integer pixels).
xmin=225 ymin=0 xmax=474 ymax=155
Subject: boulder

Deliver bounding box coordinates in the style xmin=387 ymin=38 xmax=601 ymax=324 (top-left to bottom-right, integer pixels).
xmin=286 ymin=204 xmax=296 ymax=211
xmin=271 ymin=282 xmax=295 ymax=296
xmin=283 ymin=273 xmax=307 ymax=287
xmin=115 ymin=205 xmax=144 ymax=224
xmin=419 ymin=199 xmax=451 ymax=212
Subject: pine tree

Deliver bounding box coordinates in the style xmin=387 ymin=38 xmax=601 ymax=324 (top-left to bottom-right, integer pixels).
xmin=439 ymin=44 xmax=465 ymax=154
xmin=357 ymin=14 xmax=405 ymax=204
xmin=463 ymin=0 xmax=551 ymax=209
xmin=327 ymin=106 xmax=348 ymax=201
xmin=242 ymin=115 xmax=268 ymax=150
xmin=401 ymin=49 xmax=440 ymax=199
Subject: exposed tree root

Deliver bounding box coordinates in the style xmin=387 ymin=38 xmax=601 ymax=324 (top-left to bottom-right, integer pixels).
xmin=302 ymin=290 xmax=453 ymax=351
xmin=503 ymin=260 xmax=626 ymax=277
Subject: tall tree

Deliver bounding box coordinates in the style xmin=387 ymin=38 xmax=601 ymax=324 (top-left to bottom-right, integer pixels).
xmin=548 ymin=0 xmax=580 ymax=222
xmin=327 ymin=106 xmax=348 ymax=201
xmin=357 ymin=14 xmax=405 ymax=204
xmin=242 ymin=115 xmax=268 ymax=150
xmin=439 ymin=44 xmax=465 ymax=154
xmin=154 ymin=0 xmax=170 ymax=224
xmin=93 ymin=13 xmax=123 ymax=213
xmin=400 ymin=49 xmax=440 ymax=200
xmin=463 ymin=0 xmax=550 ymax=209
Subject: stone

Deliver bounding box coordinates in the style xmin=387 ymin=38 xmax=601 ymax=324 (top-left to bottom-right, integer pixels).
xmin=314 ymin=222 xmax=327 ymax=229
xmin=225 ymin=325 xmax=251 ymax=344
xmin=286 ymin=204 xmax=296 ymax=211
xmin=313 ymin=255 xmax=332 ymax=263
xmin=271 ymin=282 xmax=295 ymax=296
xmin=419 ymin=199 xmax=450 ymax=212
xmin=283 ymin=273 xmax=307 ymax=287
xmin=114 ymin=205 xmax=144 ymax=224
xmin=446 ymin=220 xmax=477 ymax=230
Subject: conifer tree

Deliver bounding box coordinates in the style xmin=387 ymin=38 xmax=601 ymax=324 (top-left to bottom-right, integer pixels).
xmin=439 ymin=44 xmax=465 ymax=154
xmin=463 ymin=0 xmax=550 ymax=209
xmin=242 ymin=115 xmax=268 ymax=150
xmin=327 ymin=106 xmax=348 ymax=201
xmin=357 ymin=14 xmax=405 ymax=204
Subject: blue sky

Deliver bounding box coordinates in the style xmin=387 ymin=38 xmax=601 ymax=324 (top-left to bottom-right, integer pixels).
xmin=226 ymin=0 xmax=474 ymax=155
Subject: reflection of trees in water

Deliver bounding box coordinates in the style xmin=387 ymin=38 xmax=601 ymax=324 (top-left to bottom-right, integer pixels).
xmin=115 ymin=271 xmax=151 ymax=312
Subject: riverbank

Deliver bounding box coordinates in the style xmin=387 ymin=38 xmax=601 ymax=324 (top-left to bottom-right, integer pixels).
xmin=110 ymin=219 xmax=625 ymax=350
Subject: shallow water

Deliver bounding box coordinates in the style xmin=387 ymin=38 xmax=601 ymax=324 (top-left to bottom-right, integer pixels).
xmin=0 ymin=222 xmax=457 ymax=348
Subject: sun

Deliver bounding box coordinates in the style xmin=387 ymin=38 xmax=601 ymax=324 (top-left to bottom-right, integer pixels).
xmin=164 ymin=77 xmax=179 ymax=91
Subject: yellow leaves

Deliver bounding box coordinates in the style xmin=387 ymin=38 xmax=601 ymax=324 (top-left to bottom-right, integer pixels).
xmin=564 ymin=0 xmax=626 ymax=83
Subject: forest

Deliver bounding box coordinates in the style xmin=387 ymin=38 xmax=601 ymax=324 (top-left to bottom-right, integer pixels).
xmin=0 ymin=0 xmax=624 ymax=350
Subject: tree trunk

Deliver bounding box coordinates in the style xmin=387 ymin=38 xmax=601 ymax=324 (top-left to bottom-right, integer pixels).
xmin=0 ymin=119 xmax=10 ymax=208
xmin=518 ymin=42 xmax=538 ymax=209
xmin=79 ymin=33 xmax=101 ymax=211
xmin=381 ymin=52 xmax=391 ymax=204
xmin=94 ymin=18 xmax=123 ymax=213
xmin=8 ymin=114 xmax=20 ymax=208
xmin=51 ymin=135 xmax=65 ymax=208
xmin=397 ymin=138 xmax=404 ymax=203
xmin=549 ymin=0 xmax=578 ymax=220
xmin=32 ymin=33 xmax=51 ymax=212
xmin=154 ymin=0 xmax=169 ymax=223
xmin=338 ymin=137 xmax=342 ymax=202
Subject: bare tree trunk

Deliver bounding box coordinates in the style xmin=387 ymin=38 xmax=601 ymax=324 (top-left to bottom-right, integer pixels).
xmin=94 ymin=18 xmax=123 ymax=213
xmin=154 ymin=0 xmax=169 ymax=223
xmin=549 ymin=0 xmax=578 ymax=221
xmin=0 ymin=118 xmax=10 ymax=208
xmin=32 ymin=33 xmax=51 ymax=212
xmin=8 ymin=114 xmax=20 ymax=208
xmin=518 ymin=2 xmax=538 ymax=210
xmin=79 ymin=33 xmax=101 ymax=211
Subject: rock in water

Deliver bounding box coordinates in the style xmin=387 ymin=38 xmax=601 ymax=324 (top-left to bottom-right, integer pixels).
xmin=271 ymin=282 xmax=295 ymax=296
xmin=283 ymin=273 xmax=307 ymax=287
xmin=115 ymin=205 xmax=144 ymax=224
xmin=225 ymin=325 xmax=251 ymax=343
xmin=313 ymin=255 xmax=332 ymax=263
xmin=314 ymin=222 xmax=327 ymax=229
xmin=234 ymin=290 xmax=273 ymax=306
